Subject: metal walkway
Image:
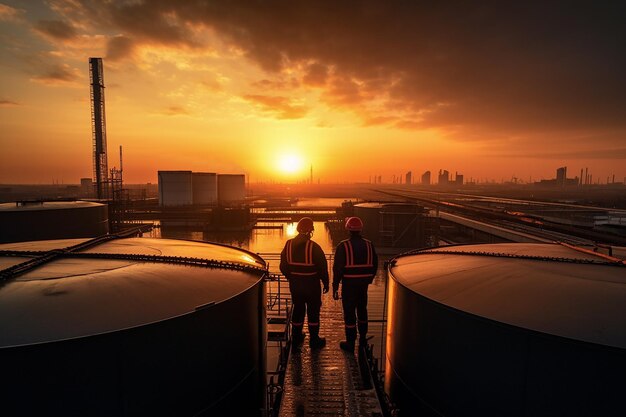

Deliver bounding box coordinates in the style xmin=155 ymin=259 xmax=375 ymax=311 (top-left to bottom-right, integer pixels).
xmin=278 ymin=290 xmax=383 ymax=417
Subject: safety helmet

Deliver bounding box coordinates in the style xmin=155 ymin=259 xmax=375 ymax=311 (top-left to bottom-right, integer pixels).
xmin=296 ymin=217 xmax=315 ymax=233
xmin=345 ymin=216 xmax=364 ymax=231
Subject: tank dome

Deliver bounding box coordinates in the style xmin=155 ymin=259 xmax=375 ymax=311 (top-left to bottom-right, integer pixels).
xmin=0 ymin=237 xmax=267 ymax=417
xmin=385 ymin=243 xmax=626 ymax=417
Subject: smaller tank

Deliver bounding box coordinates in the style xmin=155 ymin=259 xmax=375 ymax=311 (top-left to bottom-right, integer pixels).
xmin=0 ymin=201 xmax=108 ymax=243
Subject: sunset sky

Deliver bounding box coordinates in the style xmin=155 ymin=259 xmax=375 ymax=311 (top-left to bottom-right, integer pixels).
xmin=0 ymin=1 xmax=624 ymax=184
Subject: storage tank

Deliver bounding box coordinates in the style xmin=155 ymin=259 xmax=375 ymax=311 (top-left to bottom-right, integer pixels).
xmin=158 ymin=170 xmax=193 ymax=206
xmin=217 ymin=174 xmax=245 ymax=205
xmin=385 ymin=243 xmax=626 ymax=416
xmin=0 ymin=237 xmax=267 ymax=417
xmin=353 ymin=202 xmax=384 ymax=244
xmin=192 ymin=172 xmax=218 ymax=205
xmin=0 ymin=201 xmax=108 ymax=243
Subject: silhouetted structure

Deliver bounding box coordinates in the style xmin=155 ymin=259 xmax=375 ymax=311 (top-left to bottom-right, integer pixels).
xmin=557 ymin=166 xmax=567 ymax=186
xmin=405 ymin=171 xmax=412 ymax=185
xmin=89 ymin=57 xmax=109 ymax=199
xmin=438 ymin=169 xmax=449 ymax=185
xmin=421 ymin=171 xmax=431 ymax=185
xmin=455 ymin=172 xmax=464 ymax=185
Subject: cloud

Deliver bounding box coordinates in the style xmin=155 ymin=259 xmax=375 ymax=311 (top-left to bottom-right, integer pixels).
xmin=30 ymin=63 xmax=79 ymax=85
xmin=158 ymin=106 xmax=190 ymax=116
xmin=302 ymin=62 xmax=328 ymax=87
xmin=44 ymin=1 xmax=626 ymax=147
xmin=106 ymin=35 xmax=135 ymax=62
xmin=0 ymin=99 xmax=20 ymax=107
xmin=0 ymin=3 xmax=23 ymax=21
xmin=243 ymin=94 xmax=308 ymax=119
xmin=34 ymin=19 xmax=78 ymax=40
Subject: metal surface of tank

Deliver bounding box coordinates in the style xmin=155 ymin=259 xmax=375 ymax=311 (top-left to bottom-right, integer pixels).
xmin=217 ymin=174 xmax=246 ymax=205
xmin=192 ymin=172 xmax=218 ymax=205
xmin=385 ymin=243 xmax=626 ymax=417
xmin=0 ymin=201 xmax=108 ymax=243
xmin=0 ymin=237 xmax=267 ymax=417
xmin=158 ymin=170 xmax=193 ymax=206
xmin=353 ymin=202 xmax=383 ymax=244
xmin=379 ymin=203 xmax=429 ymax=248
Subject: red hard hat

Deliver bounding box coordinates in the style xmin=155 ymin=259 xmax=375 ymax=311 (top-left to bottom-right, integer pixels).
xmin=296 ymin=217 xmax=314 ymax=233
xmin=345 ymin=216 xmax=363 ymax=231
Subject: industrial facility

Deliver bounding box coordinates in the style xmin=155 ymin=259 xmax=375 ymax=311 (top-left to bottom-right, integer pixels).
xmin=0 ymin=237 xmax=267 ymax=416
xmin=385 ymin=243 xmax=626 ymax=416
xmin=158 ymin=171 xmax=245 ymax=207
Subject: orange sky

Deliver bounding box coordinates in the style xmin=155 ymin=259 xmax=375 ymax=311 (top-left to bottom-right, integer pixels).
xmin=0 ymin=1 xmax=624 ymax=184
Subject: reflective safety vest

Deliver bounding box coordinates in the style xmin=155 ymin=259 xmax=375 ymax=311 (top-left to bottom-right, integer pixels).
xmin=342 ymin=239 xmax=374 ymax=278
xmin=285 ymin=239 xmax=317 ymax=276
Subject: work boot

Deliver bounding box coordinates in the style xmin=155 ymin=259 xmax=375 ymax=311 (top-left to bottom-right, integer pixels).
xmin=309 ymin=336 xmax=326 ymax=349
xmin=339 ymin=340 xmax=355 ymax=353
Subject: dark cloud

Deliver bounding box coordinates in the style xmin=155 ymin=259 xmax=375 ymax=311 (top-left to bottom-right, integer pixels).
xmin=243 ymin=94 xmax=308 ymax=119
xmin=0 ymin=99 xmax=20 ymax=107
xmin=302 ymin=62 xmax=328 ymax=87
xmin=106 ymin=35 xmax=135 ymax=61
xmin=159 ymin=106 xmax=190 ymax=116
xmin=0 ymin=4 xmax=23 ymax=21
xmin=56 ymin=1 xmax=626 ymax=142
xmin=30 ymin=63 xmax=78 ymax=84
xmin=34 ymin=19 xmax=77 ymax=40
xmin=500 ymin=148 xmax=626 ymax=160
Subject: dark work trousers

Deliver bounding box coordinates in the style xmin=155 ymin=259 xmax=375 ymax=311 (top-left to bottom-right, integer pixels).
xmin=289 ymin=279 xmax=322 ymax=339
xmin=341 ymin=281 xmax=369 ymax=341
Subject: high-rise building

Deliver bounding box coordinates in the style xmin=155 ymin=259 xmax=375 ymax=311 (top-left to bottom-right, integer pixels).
xmin=422 ymin=171 xmax=431 ymax=185
xmin=405 ymin=171 xmax=412 ymax=185
xmin=557 ymin=167 xmax=567 ymax=186
xmin=438 ymin=169 xmax=449 ymax=185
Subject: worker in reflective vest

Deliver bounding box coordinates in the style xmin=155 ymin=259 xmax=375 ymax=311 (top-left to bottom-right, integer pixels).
xmin=280 ymin=217 xmax=329 ymax=350
xmin=333 ymin=216 xmax=378 ymax=352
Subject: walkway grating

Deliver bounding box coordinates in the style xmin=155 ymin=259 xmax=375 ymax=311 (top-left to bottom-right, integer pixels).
xmin=278 ymin=291 xmax=383 ymax=416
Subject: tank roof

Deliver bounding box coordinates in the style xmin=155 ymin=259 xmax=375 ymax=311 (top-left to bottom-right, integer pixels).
xmin=354 ymin=202 xmax=385 ymax=209
xmin=0 ymin=238 xmax=266 ymax=347
xmin=390 ymin=243 xmax=626 ymax=349
xmin=0 ymin=201 xmax=104 ymax=212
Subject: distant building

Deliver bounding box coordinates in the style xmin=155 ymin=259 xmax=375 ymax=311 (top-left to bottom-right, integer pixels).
xmin=192 ymin=172 xmax=218 ymax=205
xmin=557 ymin=167 xmax=567 ymax=186
xmin=158 ymin=171 xmax=193 ymax=206
xmin=422 ymin=171 xmax=431 ymax=185
xmin=405 ymin=171 xmax=412 ymax=185
xmin=80 ymin=178 xmax=92 ymax=196
xmin=217 ymin=174 xmax=246 ymax=205
xmin=438 ymin=169 xmax=449 ymax=185
xmin=455 ymin=172 xmax=464 ymax=185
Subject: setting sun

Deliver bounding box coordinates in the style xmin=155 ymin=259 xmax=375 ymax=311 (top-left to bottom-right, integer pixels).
xmin=277 ymin=154 xmax=303 ymax=174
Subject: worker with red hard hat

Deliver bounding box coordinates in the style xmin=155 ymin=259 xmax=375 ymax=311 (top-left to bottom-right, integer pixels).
xmin=332 ymin=216 xmax=378 ymax=352
xmin=280 ymin=217 xmax=329 ymax=350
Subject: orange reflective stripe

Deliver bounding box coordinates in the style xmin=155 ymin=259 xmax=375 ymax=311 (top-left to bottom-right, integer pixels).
xmin=287 ymin=239 xmax=315 ymax=266
xmin=344 ymin=274 xmax=372 ymax=278
xmin=344 ymin=240 xmax=373 ymax=268
xmin=291 ymin=272 xmax=316 ymax=276
xmin=345 ymin=324 xmax=356 ymax=328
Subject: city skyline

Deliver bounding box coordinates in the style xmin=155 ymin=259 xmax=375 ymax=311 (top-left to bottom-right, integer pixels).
xmin=1 ymin=1 xmax=625 ymax=184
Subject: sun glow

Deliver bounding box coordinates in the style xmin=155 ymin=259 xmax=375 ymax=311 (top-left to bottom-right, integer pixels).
xmin=277 ymin=154 xmax=303 ymax=174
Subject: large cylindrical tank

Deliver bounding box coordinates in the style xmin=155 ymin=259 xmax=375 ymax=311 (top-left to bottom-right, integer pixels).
xmin=353 ymin=202 xmax=383 ymax=244
xmin=158 ymin=170 xmax=193 ymax=206
xmin=217 ymin=174 xmax=245 ymax=205
xmin=0 ymin=237 xmax=267 ymax=417
xmin=385 ymin=243 xmax=626 ymax=416
xmin=0 ymin=201 xmax=108 ymax=243
xmin=192 ymin=172 xmax=218 ymax=205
